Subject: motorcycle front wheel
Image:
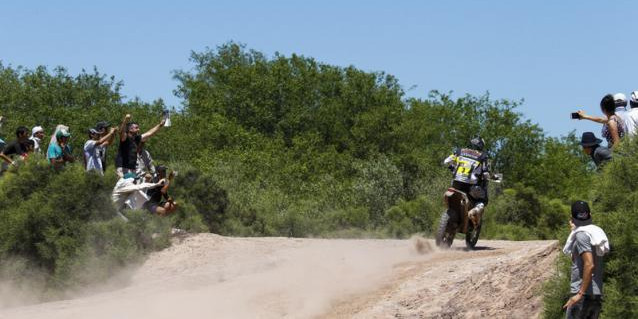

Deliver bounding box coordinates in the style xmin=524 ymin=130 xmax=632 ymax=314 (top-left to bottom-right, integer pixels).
xmin=435 ymin=210 xmax=456 ymax=248
xmin=465 ymin=219 xmax=482 ymax=249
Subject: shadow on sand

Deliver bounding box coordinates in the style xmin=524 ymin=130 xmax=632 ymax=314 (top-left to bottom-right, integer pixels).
xmin=452 ymin=245 xmax=498 ymax=252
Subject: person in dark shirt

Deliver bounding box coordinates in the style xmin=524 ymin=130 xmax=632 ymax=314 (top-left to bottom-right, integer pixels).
xmin=0 ymin=126 xmax=30 ymax=166
xmin=144 ymin=165 xmax=177 ymax=216
xmin=115 ymin=114 xmax=165 ymax=178
xmin=580 ymin=132 xmax=612 ymax=168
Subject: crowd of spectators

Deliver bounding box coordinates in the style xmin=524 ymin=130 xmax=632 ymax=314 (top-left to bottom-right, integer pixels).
xmin=0 ymin=113 xmax=178 ymax=218
xmin=576 ymin=91 xmax=638 ymax=167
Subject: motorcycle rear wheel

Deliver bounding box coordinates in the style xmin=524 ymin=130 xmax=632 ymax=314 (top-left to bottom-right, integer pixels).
xmin=435 ymin=210 xmax=456 ymax=248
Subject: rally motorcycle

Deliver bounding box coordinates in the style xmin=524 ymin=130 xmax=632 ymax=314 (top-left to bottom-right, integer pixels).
xmin=435 ymin=173 xmax=502 ymax=249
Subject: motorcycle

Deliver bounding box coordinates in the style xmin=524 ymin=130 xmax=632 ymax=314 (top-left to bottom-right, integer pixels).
xmin=435 ymin=173 xmax=502 ymax=249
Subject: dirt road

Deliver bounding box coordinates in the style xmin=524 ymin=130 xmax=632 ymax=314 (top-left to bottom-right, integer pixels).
xmin=0 ymin=234 xmax=558 ymax=319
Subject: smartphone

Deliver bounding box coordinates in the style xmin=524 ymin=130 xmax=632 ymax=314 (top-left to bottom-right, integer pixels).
xmin=571 ymin=112 xmax=580 ymax=119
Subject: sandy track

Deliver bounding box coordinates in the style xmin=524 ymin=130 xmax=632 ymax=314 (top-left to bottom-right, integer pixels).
xmin=0 ymin=234 xmax=558 ymax=319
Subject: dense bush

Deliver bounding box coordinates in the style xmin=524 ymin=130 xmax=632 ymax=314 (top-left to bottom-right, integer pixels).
xmin=0 ymin=158 xmax=170 ymax=295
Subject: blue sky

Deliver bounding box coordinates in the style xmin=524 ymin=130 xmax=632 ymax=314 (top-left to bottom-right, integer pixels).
xmin=1 ymin=0 xmax=635 ymax=137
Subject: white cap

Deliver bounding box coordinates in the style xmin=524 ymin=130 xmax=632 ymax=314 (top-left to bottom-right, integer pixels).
xmin=31 ymin=126 xmax=44 ymax=136
xmin=613 ymin=93 xmax=627 ymax=108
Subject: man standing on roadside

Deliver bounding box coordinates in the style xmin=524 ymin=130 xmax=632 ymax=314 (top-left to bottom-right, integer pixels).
xmin=115 ymin=114 xmax=165 ymax=178
xmin=562 ymin=201 xmax=609 ymax=319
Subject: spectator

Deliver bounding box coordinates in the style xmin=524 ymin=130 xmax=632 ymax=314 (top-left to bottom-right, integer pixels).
xmin=0 ymin=126 xmax=31 ymax=168
xmin=111 ymin=172 xmax=165 ymax=212
xmin=94 ymin=121 xmax=114 ymax=173
xmin=135 ymin=141 xmax=155 ymax=180
xmin=115 ymin=114 xmax=165 ymax=177
xmin=627 ymin=91 xmax=638 ymax=136
xmin=562 ymin=201 xmax=609 ymax=319
xmin=144 ymin=165 xmax=178 ymax=216
xmin=29 ymin=126 xmax=45 ymax=154
xmin=84 ymin=126 xmax=117 ymax=175
xmin=578 ymin=94 xmax=625 ymax=148
xmin=47 ymin=125 xmax=74 ymax=169
xmin=579 ymin=132 xmax=611 ymax=168
xmin=612 ymin=93 xmax=630 ymax=135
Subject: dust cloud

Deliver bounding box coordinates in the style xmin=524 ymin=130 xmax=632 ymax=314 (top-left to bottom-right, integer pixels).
xmin=0 ymin=235 xmax=557 ymax=319
xmin=0 ymin=234 xmax=430 ymax=319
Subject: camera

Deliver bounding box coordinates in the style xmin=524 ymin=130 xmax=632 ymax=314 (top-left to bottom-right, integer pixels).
xmin=571 ymin=112 xmax=580 ymax=119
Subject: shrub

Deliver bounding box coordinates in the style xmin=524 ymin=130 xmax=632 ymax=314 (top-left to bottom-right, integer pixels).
xmin=0 ymin=159 xmax=169 ymax=296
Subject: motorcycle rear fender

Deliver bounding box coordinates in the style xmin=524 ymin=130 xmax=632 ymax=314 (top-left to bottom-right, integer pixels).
xmin=443 ymin=189 xmax=456 ymax=206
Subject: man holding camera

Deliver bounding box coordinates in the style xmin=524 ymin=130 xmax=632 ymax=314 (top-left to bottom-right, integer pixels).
xmin=144 ymin=165 xmax=178 ymax=216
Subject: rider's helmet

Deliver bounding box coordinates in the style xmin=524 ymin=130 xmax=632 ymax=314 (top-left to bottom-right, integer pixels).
xmin=469 ymin=135 xmax=485 ymax=151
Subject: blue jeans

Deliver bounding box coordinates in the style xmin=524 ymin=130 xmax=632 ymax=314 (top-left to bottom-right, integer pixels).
xmin=565 ymin=295 xmax=602 ymax=319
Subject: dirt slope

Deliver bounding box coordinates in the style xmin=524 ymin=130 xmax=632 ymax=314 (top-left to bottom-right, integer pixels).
xmin=0 ymin=234 xmax=558 ymax=319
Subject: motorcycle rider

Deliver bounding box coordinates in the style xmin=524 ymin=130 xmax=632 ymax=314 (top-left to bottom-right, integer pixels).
xmin=443 ymin=136 xmax=491 ymax=226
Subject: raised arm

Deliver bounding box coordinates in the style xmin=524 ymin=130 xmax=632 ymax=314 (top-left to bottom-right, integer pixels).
xmin=0 ymin=153 xmax=13 ymax=165
xmin=97 ymin=127 xmax=118 ymax=146
xmin=577 ymin=110 xmax=608 ymax=124
xmin=120 ymin=114 xmax=131 ymax=142
xmin=141 ymin=117 xmax=166 ymax=142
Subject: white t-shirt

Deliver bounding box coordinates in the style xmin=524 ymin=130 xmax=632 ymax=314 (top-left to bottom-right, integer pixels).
xmin=84 ymin=140 xmax=105 ymax=175
xmin=29 ymin=136 xmax=41 ymax=154
xmin=614 ymin=107 xmax=631 ymax=135
xmin=626 ymin=108 xmax=638 ymax=136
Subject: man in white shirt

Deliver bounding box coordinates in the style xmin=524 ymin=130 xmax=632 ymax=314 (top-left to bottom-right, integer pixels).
xmin=612 ymin=93 xmax=631 ymax=135
xmin=84 ymin=126 xmax=117 ymax=175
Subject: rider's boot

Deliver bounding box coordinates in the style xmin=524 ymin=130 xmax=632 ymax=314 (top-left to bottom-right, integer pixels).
xmin=468 ymin=203 xmax=485 ymax=226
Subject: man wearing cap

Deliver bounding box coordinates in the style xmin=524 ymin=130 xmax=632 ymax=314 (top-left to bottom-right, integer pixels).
xmin=47 ymin=128 xmax=74 ymax=169
xmin=580 ymin=132 xmax=612 ymax=168
xmin=111 ymin=172 xmax=166 ymax=212
xmin=562 ymin=201 xmax=609 ymax=319
xmin=29 ymin=126 xmax=45 ymax=154
xmin=84 ymin=125 xmax=117 ymax=175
